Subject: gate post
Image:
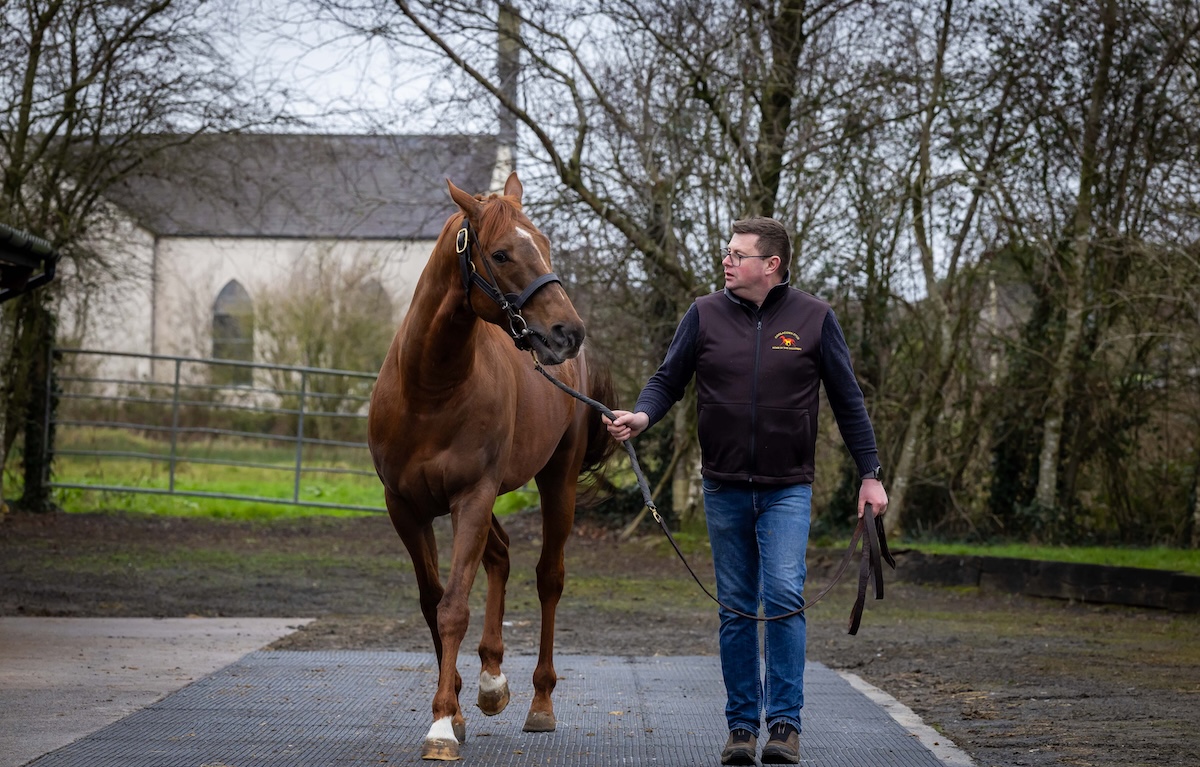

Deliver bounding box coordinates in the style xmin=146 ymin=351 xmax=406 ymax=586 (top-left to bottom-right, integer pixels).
xmin=168 ymin=359 xmax=182 ymax=493
xmin=293 ymin=371 xmax=307 ymax=503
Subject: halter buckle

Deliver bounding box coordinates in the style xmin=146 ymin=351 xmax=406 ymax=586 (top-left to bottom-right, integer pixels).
xmin=455 ymin=226 xmax=469 ymax=254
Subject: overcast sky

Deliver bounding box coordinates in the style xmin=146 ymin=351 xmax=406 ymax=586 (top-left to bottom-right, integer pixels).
xmin=223 ymin=1 xmax=440 ymax=133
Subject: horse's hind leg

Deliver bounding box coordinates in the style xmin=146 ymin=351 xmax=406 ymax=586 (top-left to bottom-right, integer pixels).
xmin=477 ymin=514 xmax=511 ymax=716
xmin=524 ymin=465 xmax=578 ymax=733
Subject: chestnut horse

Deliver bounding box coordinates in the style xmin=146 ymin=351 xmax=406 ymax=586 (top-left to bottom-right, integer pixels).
xmin=368 ymin=172 xmax=616 ymax=761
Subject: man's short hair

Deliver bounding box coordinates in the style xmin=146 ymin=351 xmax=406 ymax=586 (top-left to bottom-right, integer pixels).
xmin=732 ymin=217 xmax=792 ymax=273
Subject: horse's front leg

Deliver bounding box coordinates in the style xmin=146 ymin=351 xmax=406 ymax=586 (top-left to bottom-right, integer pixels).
xmin=524 ymin=471 xmax=577 ymax=733
xmin=386 ymin=494 xmax=451 ymax=672
xmin=477 ymin=514 xmax=511 ymax=716
xmin=422 ymin=494 xmax=494 ymax=761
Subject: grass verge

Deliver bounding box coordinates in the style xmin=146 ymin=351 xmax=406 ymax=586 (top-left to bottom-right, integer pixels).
xmin=904 ymin=541 xmax=1200 ymax=575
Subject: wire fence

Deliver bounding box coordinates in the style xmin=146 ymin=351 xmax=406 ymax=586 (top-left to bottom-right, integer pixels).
xmin=49 ymin=348 xmax=386 ymax=513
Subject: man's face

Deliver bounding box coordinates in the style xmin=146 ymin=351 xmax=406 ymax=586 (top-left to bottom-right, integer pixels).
xmin=722 ymin=232 xmax=775 ymax=300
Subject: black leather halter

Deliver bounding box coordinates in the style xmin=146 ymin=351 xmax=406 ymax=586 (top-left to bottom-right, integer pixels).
xmin=456 ymin=218 xmax=563 ymax=351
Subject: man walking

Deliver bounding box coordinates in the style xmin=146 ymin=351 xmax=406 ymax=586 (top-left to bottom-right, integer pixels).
xmin=604 ymin=217 xmax=888 ymax=765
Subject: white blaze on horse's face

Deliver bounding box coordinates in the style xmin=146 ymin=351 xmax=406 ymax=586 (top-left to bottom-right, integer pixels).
xmin=515 ymin=226 xmax=551 ymax=271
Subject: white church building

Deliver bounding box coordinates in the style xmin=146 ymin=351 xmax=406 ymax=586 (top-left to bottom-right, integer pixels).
xmin=72 ymin=132 xmax=510 ymax=381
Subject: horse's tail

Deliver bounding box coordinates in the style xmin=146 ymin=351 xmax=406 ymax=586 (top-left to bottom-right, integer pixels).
xmin=580 ymin=349 xmax=620 ymax=478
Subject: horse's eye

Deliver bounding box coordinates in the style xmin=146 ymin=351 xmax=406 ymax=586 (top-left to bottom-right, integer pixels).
xmin=491 ymin=250 xmax=509 ymax=264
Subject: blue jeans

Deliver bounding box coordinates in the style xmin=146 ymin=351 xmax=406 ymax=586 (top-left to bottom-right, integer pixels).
xmin=702 ymin=478 xmax=811 ymax=737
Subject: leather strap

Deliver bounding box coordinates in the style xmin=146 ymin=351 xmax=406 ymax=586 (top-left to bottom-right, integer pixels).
xmin=508 ymin=271 xmax=562 ymax=309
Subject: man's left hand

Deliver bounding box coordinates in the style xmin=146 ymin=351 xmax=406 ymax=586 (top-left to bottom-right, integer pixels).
xmin=858 ymin=479 xmax=888 ymax=519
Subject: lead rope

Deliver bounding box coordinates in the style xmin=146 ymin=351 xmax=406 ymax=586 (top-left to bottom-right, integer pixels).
xmin=532 ymin=357 xmax=895 ymax=634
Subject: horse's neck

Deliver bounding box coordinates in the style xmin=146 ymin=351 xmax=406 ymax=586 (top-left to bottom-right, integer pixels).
xmin=397 ymin=242 xmax=485 ymax=393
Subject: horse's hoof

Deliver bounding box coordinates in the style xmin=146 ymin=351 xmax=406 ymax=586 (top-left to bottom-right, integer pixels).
xmin=453 ymin=718 xmax=467 ymax=743
xmin=477 ymin=670 xmax=510 ymax=716
xmin=523 ymin=710 xmax=556 ymax=732
xmin=477 ymin=684 xmax=510 ymax=716
xmin=421 ymin=738 xmax=462 ymax=761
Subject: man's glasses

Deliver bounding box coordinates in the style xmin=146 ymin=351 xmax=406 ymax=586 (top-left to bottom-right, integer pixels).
xmin=721 ymin=247 xmax=773 ymax=266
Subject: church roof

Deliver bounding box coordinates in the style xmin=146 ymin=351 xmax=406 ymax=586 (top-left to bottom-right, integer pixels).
xmin=104 ymin=133 xmax=502 ymax=240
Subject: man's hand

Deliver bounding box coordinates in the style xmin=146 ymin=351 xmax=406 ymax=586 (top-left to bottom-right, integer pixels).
xmin=603 ymin=410 xmax=649 ymax=443
xmin=858 ymin=479 xmax=889 ymax=519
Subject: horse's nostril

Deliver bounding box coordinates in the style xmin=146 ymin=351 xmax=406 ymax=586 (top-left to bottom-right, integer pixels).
xmin=551 ymin=322 xmax=585 ymax=350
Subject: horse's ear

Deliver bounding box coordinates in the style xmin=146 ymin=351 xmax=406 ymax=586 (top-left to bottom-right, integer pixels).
xmin=447 ymin=179 xmax=482 ymax=220
xmin=503 ymin=171 xmax=523 ymax=202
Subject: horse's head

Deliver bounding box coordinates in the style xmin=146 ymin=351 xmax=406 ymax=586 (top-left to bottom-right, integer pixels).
xmin=448 ymin=172 xmax=585 ymax=365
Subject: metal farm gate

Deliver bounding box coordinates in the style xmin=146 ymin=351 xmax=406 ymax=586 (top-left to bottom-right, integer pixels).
xmin=48 ymin=348 xmax=385 ymax=513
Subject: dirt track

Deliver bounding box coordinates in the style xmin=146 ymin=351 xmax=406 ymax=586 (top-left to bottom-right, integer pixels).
xmin=2 ymin=509 xmax=1198 ymax=767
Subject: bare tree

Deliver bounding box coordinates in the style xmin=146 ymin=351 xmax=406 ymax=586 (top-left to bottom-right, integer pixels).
xmin=0 ymin=0 xmax=279 ymax=511
xmin=306 ymin=0 xmax=881 ymax=522
xmin=979 ymin=0 xmax=1200 ymax=541
xmin=308 ymin=0 xmax=1200 ymax=543
xmin=875 ymin=0 xmax=1033 ymax=535
xmin=1032 ymin=0 xmax=1119 ymax=511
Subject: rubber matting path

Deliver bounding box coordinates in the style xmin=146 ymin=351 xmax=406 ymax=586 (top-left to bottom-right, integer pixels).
xmin=26 ymin=652 xmax=949 ymax=766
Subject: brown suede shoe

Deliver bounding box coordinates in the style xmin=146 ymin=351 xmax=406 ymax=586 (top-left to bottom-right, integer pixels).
xmin=761 ymin=722 xmax=800 ymax=764
xmin=720 ymin=728 xmax=758 ymax=765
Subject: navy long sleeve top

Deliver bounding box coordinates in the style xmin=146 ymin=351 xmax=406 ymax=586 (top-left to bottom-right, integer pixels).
xmin=633 ymin=298 xmax=881 ymax=479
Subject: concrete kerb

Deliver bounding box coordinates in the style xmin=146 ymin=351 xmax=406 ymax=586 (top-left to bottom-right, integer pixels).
xmin=839 ymin=670 xmax=976 ymax=767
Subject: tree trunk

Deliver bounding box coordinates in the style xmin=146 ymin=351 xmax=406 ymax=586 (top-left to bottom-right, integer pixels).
xmin=0 ymin=302 xmax=16 ymax=511
xmin=748 ymin=0 xmax=807 ymax=217
xmin=1190 ymin=432 xmax=1200 ymax=549
xmin=885 ymin=405 xmax=924 ymax=538
xmin=10 ymin=292 xmax=58 ymax=513
xmin=1034 ymin=0 xmax=1116 ymax=510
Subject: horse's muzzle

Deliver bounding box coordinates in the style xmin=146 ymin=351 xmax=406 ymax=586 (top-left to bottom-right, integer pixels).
xmin=530 ymin=320 xmax=585 ymax=365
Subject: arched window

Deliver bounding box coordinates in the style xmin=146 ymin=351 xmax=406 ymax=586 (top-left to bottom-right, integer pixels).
xmin=212 ymin=280 xmax=253 ymax=385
